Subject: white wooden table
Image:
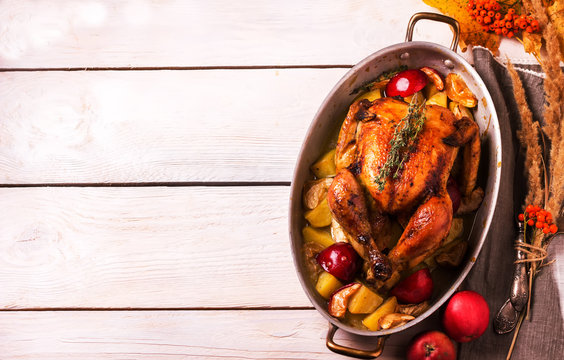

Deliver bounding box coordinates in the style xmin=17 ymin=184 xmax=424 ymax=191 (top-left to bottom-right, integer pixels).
xmin=0 ymin=1 xmax=558 ymax=359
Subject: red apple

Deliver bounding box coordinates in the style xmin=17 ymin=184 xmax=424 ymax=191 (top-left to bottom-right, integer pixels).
xmin=442 ymin=290 xmax=490 ymax=342
xmin=385 ymin=69 xmax=428 ymax=97
xmin=316 ymin=243 xmax=360 ymax=282
xmin=390 ymin=268 xmax=433 ymax=304
xmin=407 ymin=330 xmax=456 ymax=360
xmin=446 ymin=178 xmax=461 ymax=213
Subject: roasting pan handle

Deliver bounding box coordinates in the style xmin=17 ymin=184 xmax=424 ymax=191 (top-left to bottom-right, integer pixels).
xmin=326 ymin=323 xmax=387 ymax=359
xmin=405 ymin=12 xmax=460 ymax=52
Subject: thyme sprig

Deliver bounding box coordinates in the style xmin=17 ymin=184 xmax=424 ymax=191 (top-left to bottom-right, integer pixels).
xmin=350 ymin=65 xmax=408 ymax=95
xmin=375 ymin=65 xmax=408 ymax=82
xmin=374 ymin=97 xmax=426 ymax=191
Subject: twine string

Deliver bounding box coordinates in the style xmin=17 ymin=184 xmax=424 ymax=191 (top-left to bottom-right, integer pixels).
xmin=514 ymin=242 xmax=548 ymax=265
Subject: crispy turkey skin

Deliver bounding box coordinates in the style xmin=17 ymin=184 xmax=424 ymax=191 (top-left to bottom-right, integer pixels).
xmin=328 ymin=98 xmax=480 ymax=285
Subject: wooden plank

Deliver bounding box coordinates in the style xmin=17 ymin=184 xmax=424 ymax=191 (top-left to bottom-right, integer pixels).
xmin=0 ymin=186 xmax=312 ymax=309
xmin=0 ymin=310 xmax=442 ymax=359
xmin=0 ymin=69 xmax=344 ymax=184
xmin=0 ymin=0 xmax=456 ymax=68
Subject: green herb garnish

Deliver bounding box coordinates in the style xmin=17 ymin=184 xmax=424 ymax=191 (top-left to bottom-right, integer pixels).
xmin=350 ymin=65 xmax=408 ymax=95
xmin=375 ymin=65 xmax=408 ymax=82
xmin=374 ymin=97 xmax=426 ymax=191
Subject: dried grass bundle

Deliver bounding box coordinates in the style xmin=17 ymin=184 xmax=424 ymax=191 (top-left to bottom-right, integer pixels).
xmin=549 ymin=124 xmax=564 ymax=219
xmin=505 ymin=2 xmax=563 ymax=359
xmin=507 ymin=62 xmax=545 ymax=207
xmin=522 ymin=0 xmax=564 ymax=219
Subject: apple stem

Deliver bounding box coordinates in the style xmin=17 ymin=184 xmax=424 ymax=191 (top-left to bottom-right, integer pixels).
xmin=424 ymin=343 xmax=435 ymax=357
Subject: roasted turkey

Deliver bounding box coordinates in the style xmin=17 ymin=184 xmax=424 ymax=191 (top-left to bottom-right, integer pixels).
xmin=327 ymin=97 xmax=481 ymax=286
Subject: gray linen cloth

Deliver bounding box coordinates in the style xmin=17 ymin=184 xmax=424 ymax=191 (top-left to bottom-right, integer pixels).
xmin=459 ymin=47 xmax=564 ymax=359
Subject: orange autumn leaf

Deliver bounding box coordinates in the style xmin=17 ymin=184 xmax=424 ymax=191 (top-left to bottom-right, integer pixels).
xmin=522 ymin=32 xmax=542 ymax=57
xmin=423 ymin=0 xmax=501 ymax=54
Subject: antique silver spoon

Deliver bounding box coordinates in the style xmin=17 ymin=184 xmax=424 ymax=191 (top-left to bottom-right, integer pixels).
xmin=509 ymin=222 xmax=528 ymax=312
xmin=494 ymin=298 xmax=519 ymax=334
xmin=494 ymin=222 xmax=528 ymax=334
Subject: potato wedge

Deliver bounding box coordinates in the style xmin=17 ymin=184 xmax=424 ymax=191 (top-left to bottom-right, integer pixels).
xmin=403 ymin=91 xmax=425 ymax=105
xmin=302 ymin=226 xmax=334 ymax=248
xmin=316 ymin=271 xmax=343 ymax=299
xmin=426 ymin=91 xmax=447 ymax=108
xmin=303 ymin=178 xmax=333 ymax=210
xmin=311 ymin=149 xmax=336 ymax=178
xmin=424 ymin=81 xmax=440 ymax=99
xmin=362 ymin=296 xmax=398 ymax=331
xmin=348 ymin=285 xmax=384 ymax=314
xmin=357 ymin=88 xmax=382 ymax=102
xmin=304 ymin=198 xmax=332 ymax=228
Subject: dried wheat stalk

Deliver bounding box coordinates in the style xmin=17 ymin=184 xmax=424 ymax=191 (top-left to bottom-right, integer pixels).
xmin=522 ymin=0 xmax=564 ymax=219
xmin=507 ymin=61 xmax=544 ymax=206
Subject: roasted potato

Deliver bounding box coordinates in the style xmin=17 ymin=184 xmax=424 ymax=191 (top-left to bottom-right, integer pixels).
xmin=311 ymin=149 xmax=336 ymax=178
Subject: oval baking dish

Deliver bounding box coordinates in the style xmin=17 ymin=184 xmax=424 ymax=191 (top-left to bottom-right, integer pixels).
xmin=289 ymin=13 xmax=501 ymax=358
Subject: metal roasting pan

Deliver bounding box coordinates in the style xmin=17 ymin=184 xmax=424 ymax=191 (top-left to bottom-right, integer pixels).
xmin=288 ymin=13 xmax=502 ymax=358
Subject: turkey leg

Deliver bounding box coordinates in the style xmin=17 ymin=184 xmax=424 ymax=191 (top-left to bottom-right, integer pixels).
xmin=388 ymin=192 xmax=453 ymax=271
xmin=443 ymin=116 xmax=481 ymax=197
xmin=327 ymin=169 xmax=392 ymax=282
